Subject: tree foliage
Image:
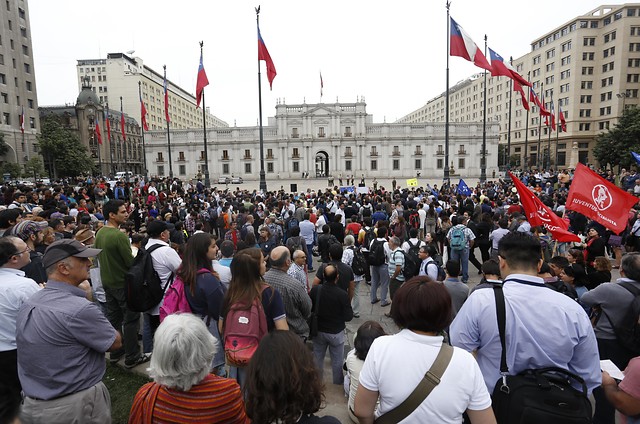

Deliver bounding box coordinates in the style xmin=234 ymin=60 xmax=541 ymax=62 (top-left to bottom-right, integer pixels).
xmin=594 ymin=106 xmax=640 ymax=170
xmin=24 ymin=156 xmax=45 ymax=178
xmin=38 ymin=115 xmax=96 ymax=177
xmin=1 ymin=162 xmax=22 ymax=178
xmin=0 ymin=131 xmax=9 ymax=157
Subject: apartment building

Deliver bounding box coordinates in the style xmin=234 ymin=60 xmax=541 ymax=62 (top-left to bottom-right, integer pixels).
xmin=398 ymin=3 xmax=640 ymax=169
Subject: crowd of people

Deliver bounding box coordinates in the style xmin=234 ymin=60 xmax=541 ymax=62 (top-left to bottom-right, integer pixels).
xmin=0 ymin=166 xmax=639 ymax=423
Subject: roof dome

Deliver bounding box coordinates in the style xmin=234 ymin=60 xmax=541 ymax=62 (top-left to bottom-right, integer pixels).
xmin=76 ymin=76 xmax=100 ymax=106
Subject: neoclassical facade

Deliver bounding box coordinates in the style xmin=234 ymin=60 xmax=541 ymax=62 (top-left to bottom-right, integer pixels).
xmin=144 ymin=99 xmax=499 ymax=181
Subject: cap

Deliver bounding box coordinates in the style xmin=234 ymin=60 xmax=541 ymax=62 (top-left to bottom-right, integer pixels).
xmin=147 ymin=220 xmax=168 ymax=237
xmin=42 ymin=239 xmax=102 ymax=269
xmin=9 ymin=220 xmax=48 ymax=241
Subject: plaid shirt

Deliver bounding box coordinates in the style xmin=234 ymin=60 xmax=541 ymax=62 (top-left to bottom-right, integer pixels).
xmin=263 ymin=268 xmax=311 ymax=337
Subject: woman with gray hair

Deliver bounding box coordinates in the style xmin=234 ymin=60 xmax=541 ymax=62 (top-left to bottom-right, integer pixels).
xmin=128 ymin=314 xmax=249 ymax=423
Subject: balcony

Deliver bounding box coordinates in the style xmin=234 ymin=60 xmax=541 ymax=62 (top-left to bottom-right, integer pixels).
xmin=266 ymin=154 xmax=274 ymax=160
xmin=291 ymin=133 xmax=299 ymax=138
xmin=177 ymin=156 xmax=186 ymax=162
xmin=292 ymin=153 xmax=300 ymax=159
xmin=370 ymin=151 xmax=378 ymax=157
xmin=414 ymin=150 xmax=423 ymax=156
xmin=392 ymin=150 xmax=401 ymax=157
xmin=436 ymin=150 xmax=445 ymax=155
xmin=344 ymin=151 xmax=353 ymax=157
xmin=458 ymin=149 xmax=467 ymax=155
xmin=243 ymin=154 xmax=252 ymax=160
xmin=344 ymin=132 xmax=352 ymax=137
xmin=221 ymin=155 xmax=230 ymax=161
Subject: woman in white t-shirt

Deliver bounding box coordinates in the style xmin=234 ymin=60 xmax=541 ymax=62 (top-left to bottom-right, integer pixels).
xmin=354 ymin=276 xmax=496 ymax=424
xmin=344 ymin=321 xmax=386 ymax=423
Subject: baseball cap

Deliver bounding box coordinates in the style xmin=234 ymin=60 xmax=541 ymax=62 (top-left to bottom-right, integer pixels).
xmin=42 ymin=239 xmax=102 ymax=269
xmin=9 ymin=220 xmax=48 ymax=241
xmin=147 ymin=220 xmax=168 ymax=237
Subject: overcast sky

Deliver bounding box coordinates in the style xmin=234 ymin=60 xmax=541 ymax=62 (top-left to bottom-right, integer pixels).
xmin=30 ymin=0 xmax=607 ymax=126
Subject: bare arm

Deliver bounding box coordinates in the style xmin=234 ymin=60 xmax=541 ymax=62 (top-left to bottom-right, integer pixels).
xmin=107 ymin=332 xmax=123 ymax=352
xmin=348 ymin=280 xmax=355 ymax=301
xmin=312 ymin=276 xmax=322 ymax=287
xmin=274 ymin=318 xmax=289 ymax=330
xmin=602 ymin=371 xmax=640 ymax=417
xmin=354 ymin=385 xmax=378 ymax=424
xmin=466 ymin=407 xmax=497 ymax=424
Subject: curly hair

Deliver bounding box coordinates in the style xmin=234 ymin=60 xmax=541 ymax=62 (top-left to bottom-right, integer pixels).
xmin=244 ymin=330 xmax=324 ymax=424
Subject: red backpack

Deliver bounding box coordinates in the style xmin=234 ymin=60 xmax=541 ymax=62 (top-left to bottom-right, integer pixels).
xmin=158 ymin=268 xmax=211 ymax=322
xmin=223 ymin=285 xmax=268 ymax=367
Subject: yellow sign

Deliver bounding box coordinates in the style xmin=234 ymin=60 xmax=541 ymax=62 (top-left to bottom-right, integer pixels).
xmin=406 ymin=178 xmax=418 ymax=187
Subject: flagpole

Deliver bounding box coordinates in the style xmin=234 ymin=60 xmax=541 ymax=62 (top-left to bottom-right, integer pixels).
xmin=106 ymin=102 xmax=114 ymax=177
xmin=256 ymin=6 xmax=267 ymax=192
xmin=480 ymin=34 xmax=487 ymax=183
xmin=524 ymin=72 xmax=530 ymax=171
xmin=444 ymin=1 xmax=451 ymax=186
xmin=120 ymin=96 xmax=129 ymax=177
xmin=95 ymin=119 xmax=102 ymax=175
xmin=138 ymin=81 xmax=148 ymax=179
xmin=547 ymin=112 xmax=552 ymax=170
xmin=164 ymin=65 xmax=174 ymax=180
xmin=555 ymin=114 xmax=560 ymax=169
xmin=200 ymin=41 xmax=211 ymax=188
xmin=537 ymin=82 xmax=543 ymax=169
xmin=506 ymin=57 xmax=513 ymax=175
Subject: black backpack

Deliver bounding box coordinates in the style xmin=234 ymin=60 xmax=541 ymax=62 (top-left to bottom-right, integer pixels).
xmin=405 ymin=240 xmax=422 ymax=277
xmin=426 ymin=258 xmax=447 ymax=281
xmin=398 ymin=249 xmax=419 ymax=280
xmin=368 ymin=239 xmax=386 ymax=266
xmin=125 ymin=244 xmax=172 ymax=313
xmin=603 ymin=282 xmax=640 ymax=356
xmin=363 ymin=227 xmax=376 ymax=251
xmin=349 ymin=246 xmax=367 ymax=276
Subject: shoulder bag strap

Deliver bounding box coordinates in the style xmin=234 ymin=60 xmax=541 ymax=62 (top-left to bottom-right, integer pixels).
xmin=493 ymin=285 xmax=509 ymax=375
xmin=375 ymin=343 xmax=453 ymax=424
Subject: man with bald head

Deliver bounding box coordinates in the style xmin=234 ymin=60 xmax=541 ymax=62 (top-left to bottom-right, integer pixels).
xmin=263 ymin=246 xmax=312 ymax=340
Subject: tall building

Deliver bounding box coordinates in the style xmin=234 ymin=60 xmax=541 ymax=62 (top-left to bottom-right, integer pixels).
xmin=0 ymin=0 xmax=39 ymax=169
xmin=144 ymin=99 xmax=500 ymax=180
xmin=398 ymin=3 xmax=640 ymax=169
xmin=76 ymin=53 xmax=228 ymax=132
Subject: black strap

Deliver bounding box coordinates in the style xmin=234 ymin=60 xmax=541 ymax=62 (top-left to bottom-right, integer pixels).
xmin=375 ymin=343 xmax=453 ymax=424
xmin=493 ymin=285 xmax=509 ymax=374
xmin=147 ymin=243 xmax=174 ymax=296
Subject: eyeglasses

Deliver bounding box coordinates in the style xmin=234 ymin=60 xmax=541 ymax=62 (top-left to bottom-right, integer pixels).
xmin=15 ymin=246 xmax=31 ymax=256
xmin=296 ymin=255 xmax=307 ymax=260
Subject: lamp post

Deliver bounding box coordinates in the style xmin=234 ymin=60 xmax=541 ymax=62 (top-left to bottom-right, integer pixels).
xmin=617 ymin=92 xmax=628 ymax=111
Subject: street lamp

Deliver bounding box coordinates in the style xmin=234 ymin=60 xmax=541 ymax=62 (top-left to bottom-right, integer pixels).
xmin=617 ymin=92 xmax=628 ymax=110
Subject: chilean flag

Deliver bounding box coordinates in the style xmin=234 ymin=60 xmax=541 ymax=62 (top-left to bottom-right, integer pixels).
xmin=545 ymin=93 xmax=556 ymax=130
xmin=514 ymin=81 xmax=529 ymax=111
xmin=195 ymin=51 xmax=209 ymax=109
xmin=488 ymin=48 xmax=531 ymax=87
xmin=120 ymin=111 xmax=126 ymax=142
xmin=140 ymin=94 xmax=149 ymax=131
xmin=106 ymin=111 xmax=111 ymax=141
xmin=258 ymin=24 xmax=277 ymax=90
xmin=164 ymin=73 xmax=170 ymax=123
xmin=558 ymin=103 xmax=567 ymax=132
xmin=450 ymin=17 xmax=492 ymax=73
xmin=95 ymin=118 xmax=102 ymax=145
xmin=536 ymin=88 xmax=551 ymax=116
xmin=19 ymin=106 xmax=24 ymax=134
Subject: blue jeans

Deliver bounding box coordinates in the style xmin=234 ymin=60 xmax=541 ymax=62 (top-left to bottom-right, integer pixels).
xmin=370 ymin=264 xmax=389 ymax=303
xmin=313 ymin=331 xmax=346 ymax=384
xmin=449 ymin=248 xmax=470 ymax=283
xmin=306 ymin=243 xmax=315 ymax=269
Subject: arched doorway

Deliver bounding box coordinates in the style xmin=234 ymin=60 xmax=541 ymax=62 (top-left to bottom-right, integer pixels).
xmin=315 ymin=151 xmax=329 ymax=178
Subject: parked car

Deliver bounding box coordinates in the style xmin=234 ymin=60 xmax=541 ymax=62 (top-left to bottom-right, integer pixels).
xmin=231 ymin=176 xmax=244 ymax=184
xmin=218 ymin=176 xmax=230 ymax=184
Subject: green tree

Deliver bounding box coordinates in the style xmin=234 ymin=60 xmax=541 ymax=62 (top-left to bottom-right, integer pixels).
xmin=594 ymin=106 xmax=640 ymax=170
xmin=1 ymin=162 xmax=22 ymax=179
xmin=24 ymin=156 xmax=45 ymax=179
xmin=38 ymin=115 xmax=96 ymax=177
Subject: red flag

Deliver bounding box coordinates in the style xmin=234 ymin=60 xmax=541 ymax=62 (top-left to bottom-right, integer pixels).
xmin=120 ymin=111 xmax=126 ymax=142
xmin=545 ymin=94 xmax=556 ymax=131
xmin=566 ymin=163 xmax=639 ymax=234
xmin=140 ymin=93 xmax=149 ymax=131
xmin=95 ymin=119 xmax=102 ymax=145
xmin=106 ymin=113 xmax=111 ymax=141
xmin=539 ymin=90 xmax=551 ymax=117
xmin=488 ymin=48 xmax=531 ymax=87
xmin=509 ymin=172 xmax=581 ymax=242
xmin=559 ymin=104 xmax=567 ymax=132
xmin=258 ymin=24 xmax=277 ymax=89
xmin=195 ymin=51 xmax=209 ymax=109
xmin=449 ymin=17 xmax=493 ymax=73
xmin=514 ymin=81 xmax=529 ymax=111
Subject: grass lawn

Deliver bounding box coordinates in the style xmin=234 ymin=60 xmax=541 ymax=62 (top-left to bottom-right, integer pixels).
xmin=103 ymin=363 xmax=151 ymax=424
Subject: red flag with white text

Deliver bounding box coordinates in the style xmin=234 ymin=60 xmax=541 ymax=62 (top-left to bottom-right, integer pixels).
xmin=509 ymin=172 xmax=580 ymax=242
xmin=566 ymin=163 xmax=639 ymax=234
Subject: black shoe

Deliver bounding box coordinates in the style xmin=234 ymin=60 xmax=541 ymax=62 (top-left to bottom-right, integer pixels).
xmin=109 ymin=351 xmax=124 ymax=364
xmin=124 ymin=353 xmax=151 ymax=369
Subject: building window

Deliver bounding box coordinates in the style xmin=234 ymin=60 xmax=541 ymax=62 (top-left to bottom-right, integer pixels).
xmin=604 ymin=31 xmax=617 ymax=43
xmin=3 ymin=112 xmax=9 ymax=125
xmin=244 ymin=149 xmax=251 ymax=159
xmin=292 ymin=148 xmax=299 ymax=158
xmin=437 ymin=159 xmax=443 ymax=169
xmin=583 ymin=37 xmax=595 ymax=46
xmin=458 ymin=158 xmax=466 ymax=169
xmin=458 ymin=144 xmax=466 ymax=154
xmin=581 ymin=81 xmax=593 ymax=89
xmin=245 ymin=163 xmax=251 ymax=174
xmin=582 ymin=52 xmax=594 ymax=60
xmin=318 ymin=127 xmax=325 ymax=138
xmin=178 ymin=151 xmax=185 ymax=161
xmin=267 ymin=162 xmax=274 ymax=173
xmin=291 ymin=127 xmax=299 ymax=138
xmin=222 ymin=150 xmax=229 ymax=160
xmin=345 ymin=160 xmax=352 ymax=171
xmin=392 ymin=146 xmax=400 ymax=156
xmin=561 ymin=56 xmax=571 ymax=66
xmin=370 ymin=146 xmax=377 ymax=156
xmin=293 ymin=161 xmax=299 ymax=172
xmin=579 ymin=123 xmax=591 ymax=131
xmin=393 ymin=159 xmax=400 ymax=170
xmin=223 ymin=164 xmax=229 ymax=174
xmin=579 ymin=109 xmax=591 ymax=117
xmin=371 ymin=160 xmax=377 ymax=170
xmin=266 ymin=148 xmax=273 ymax=159
xmin=415 ymin=159 xmax=422 ymax=169
xmin=580 ymin=95 xmax=592 ymax=103
xmin=179 ymin=165 xmax=186 ymax=175
xmin=546 ymin=48 xmax=555 ymax=59
xmin=157 ymin=166 xmax=164 ymax=175
xmin=345 ymin=146 xmax=352 ymax=157
xmin=582 ymin=67 xmax=594 ymax=75
xmin=344 ymin=126 xmax=352 ymax=137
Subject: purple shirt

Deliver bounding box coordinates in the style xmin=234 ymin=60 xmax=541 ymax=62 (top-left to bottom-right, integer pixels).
xmin=16 ymin=281 xmax=117 ymax=400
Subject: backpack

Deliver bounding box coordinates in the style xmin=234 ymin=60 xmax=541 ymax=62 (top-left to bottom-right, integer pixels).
xmin=399 ymin=248 xmax=420 ymax=280
xmin=363 ymin=227 xmax=376 ymax=251
xmin=286 ymin=236 xmax=304 ymax=256
xmin=216 ymin=212 xmax=227 ymax=229
xmin=349 ymin=246 xmax=367 ymax=276
xmin=240 ymin=223 xmax=252 ymax=241
xmin=286 ymin=217 xmax=299 ymax=231
xmin=426 ymin=258 xmax=446 ymax=281
xmin=159 ymin=275 xmax=192 ymax=322
xmin=368 ymin=239 xmax=386 ymax=266
xmin=449 ymin=225 xmax=467 ymax=252
xmin=408 ymin=212 xmax=420 ymax=229
xmin=208 ymin=207 xmax=218 ymax=225
xmin=405 ymin=240 xmax=422 ymax=276
xmin=603 ymin=282 xmax=640 ymax=356
xmin=223 ymin=286 xmax=268 ymax=367
xmin=125 ymin=244 xmax=172 ymax=313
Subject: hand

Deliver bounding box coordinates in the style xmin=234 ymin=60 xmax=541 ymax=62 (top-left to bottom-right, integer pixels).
xmin=602 ymin=370 xmax=617 ymax=387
